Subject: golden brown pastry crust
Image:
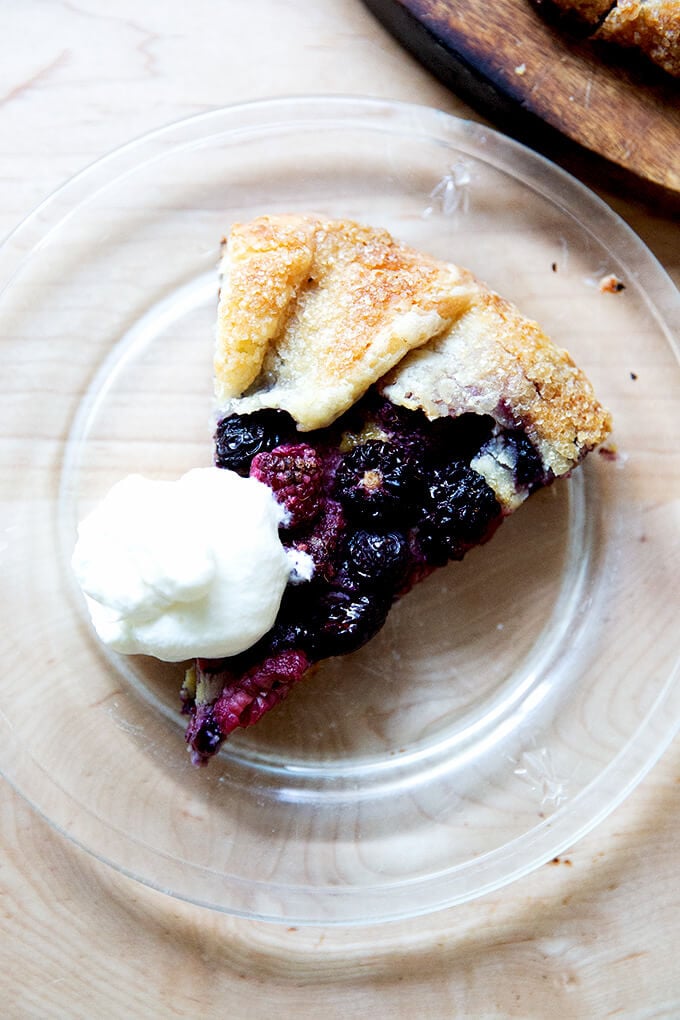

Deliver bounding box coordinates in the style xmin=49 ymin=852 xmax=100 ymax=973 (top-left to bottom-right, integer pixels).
xmin=595 ymin=0 xmax=680 ymax=77
xmin=548 ymin=0 xmax=614 ymax=24
xmin=382 ymin=287 xmax=611 ymax=478
xmin=215 ymin=214 xmax=611 ymax=480
xmin=539 ymin=0 xmax=680 ymax=76
xmin=215 ymin=215 xmax=474 ymax=428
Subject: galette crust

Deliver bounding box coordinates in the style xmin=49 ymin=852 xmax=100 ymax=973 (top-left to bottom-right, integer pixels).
xmin=540 ymin=0 xmax=680 ymax=76
xmin=595 ymin=0 xmax=680 ymax=77
xmin=215 ymin=214 xmax=474 ymax=428
xmin=381 ymin=287 xmax=611 ymax=478
xmin=547 ymin=0 xmax=614 ymax=23
xmin=215 ymin=214 xmax=611 ymax=479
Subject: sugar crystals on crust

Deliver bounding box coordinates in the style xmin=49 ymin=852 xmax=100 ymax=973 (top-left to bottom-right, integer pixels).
xmin=215 ymin=214 xmax=611 ymax=481
xmin=215 ymin=214 xmax=476 ymax=429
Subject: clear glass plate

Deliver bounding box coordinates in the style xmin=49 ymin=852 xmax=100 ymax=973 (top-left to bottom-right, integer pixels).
xmin=1 ymin=96 xmax=678 ymax=925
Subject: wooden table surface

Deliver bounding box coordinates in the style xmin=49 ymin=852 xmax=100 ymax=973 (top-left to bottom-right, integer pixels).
xmin=2 ymin=2 xmax=678 ymax=1017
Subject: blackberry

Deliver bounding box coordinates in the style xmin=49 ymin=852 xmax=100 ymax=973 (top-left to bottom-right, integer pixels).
xmin=334 ymin=440 xmax=419 ymax=525
xmin=343 ymin=529 xmax=409 ymax=590
xmin=419 ymin=462 xmax=501 ymax=564
xmin=316 ymin=589 xmax=390 ymax=658
xmin=214 ymin=410 xmax=295 ymax=475
xmin=416 ymin=523 xmax=458 ymax=567
xmin=250 ymin=443 xmax=323 ymax=528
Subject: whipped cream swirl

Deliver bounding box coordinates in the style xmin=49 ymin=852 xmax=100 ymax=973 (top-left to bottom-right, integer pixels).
xmin=72 ymin=468 xmax=294 ymax=662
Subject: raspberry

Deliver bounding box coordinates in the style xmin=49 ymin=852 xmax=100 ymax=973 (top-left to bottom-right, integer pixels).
xmin=334 ymin=440 xmax=420 ymax=525
xmin=250 ymin=443 xmax=323 ymax=527
xmin=213 ymin=650 xmax=309 ymax=734
xmin=292 ymin=499 xmax=345 ymax=583
xmin=214 ymin=410 xmax=295 ymax=475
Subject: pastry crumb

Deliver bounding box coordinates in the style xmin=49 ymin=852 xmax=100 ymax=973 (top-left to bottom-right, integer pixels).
xmin=599 ymin=273 xmax=625 ymax=293
xmin=598 ymin=444 xmax=619 ymax=461
xmin=515 ymin=63 xmax=527 ymax=75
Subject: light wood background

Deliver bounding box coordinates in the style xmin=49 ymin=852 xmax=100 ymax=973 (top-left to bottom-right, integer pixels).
xmin=1 ymin=2 xmax=679 ymax=1017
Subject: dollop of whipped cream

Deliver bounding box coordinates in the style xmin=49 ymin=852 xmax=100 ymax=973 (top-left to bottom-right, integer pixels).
xmin=72 ymin=467 xmax=295 ymax=662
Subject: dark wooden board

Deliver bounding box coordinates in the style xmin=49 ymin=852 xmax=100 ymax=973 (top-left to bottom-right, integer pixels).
xmin=364 ymin=0 xmax=680 ymax=193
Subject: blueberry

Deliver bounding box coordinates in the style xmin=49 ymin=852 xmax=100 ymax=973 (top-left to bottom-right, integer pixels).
xmin=415 ymin=524 xmax=452 ymax=568
xmin=191 ymin=719 xmax=222 ymax=757
xmin=267 ymin=612 xmax=321 ymax=660
xmin=264 ymin=586 xmax=323 ymax=660
xmin=214 ymin=410 xmax=295 ymax=475
xmin=502 ymin=429 xmax=545 ymax=489
xmin=334 ymin=440 xmax=420 ymax=524
xmin=343 ymin=529 xmax=409 ymax=590
xmin=418 ymin=462 xmax=501 ymax=564
xmin=268 ymin=619 xmax=317 ymax=657
xmin=316 ymin=589 xmax=390 ymax=658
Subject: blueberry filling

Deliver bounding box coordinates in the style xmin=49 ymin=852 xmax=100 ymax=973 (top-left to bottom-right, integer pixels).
xmin=214 ymin=409 xmax=296 ymax=475
xmin=503 ymin=429 xmax=546 ymax=490
xmin=314 ymin=589 xmax=391 ymax=658
xmin=187 ymin=393 xmax=544 ymax=763
xmin=341 ymin=529 xmax=409 ymax=591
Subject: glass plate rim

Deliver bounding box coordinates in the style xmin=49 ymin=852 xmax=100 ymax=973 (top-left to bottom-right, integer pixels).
xmin=1 ymin=94 xmax=679 ymax=925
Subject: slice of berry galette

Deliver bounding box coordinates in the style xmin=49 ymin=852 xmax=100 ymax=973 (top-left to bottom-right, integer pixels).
xmin=182 ymin=214 xmax=611 ymax=764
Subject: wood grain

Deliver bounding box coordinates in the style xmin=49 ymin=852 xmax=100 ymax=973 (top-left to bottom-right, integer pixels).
xmin=1 ymin=2 xmax=679 ymax=1017
xmin=364 ymin=0 xmax=680 ymax=192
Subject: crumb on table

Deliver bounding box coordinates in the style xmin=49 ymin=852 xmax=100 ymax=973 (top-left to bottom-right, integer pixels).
xmin=599 ymin=273 xmax=626 ymax=293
